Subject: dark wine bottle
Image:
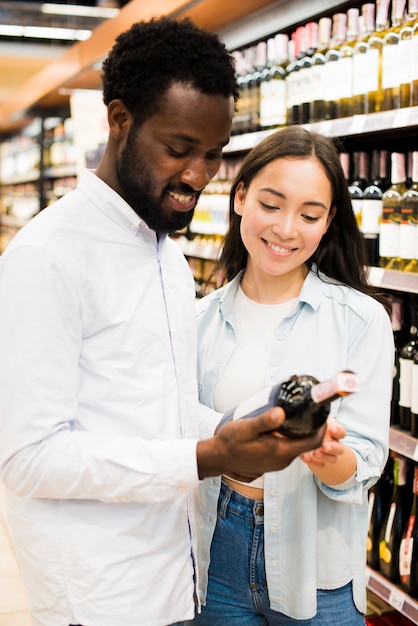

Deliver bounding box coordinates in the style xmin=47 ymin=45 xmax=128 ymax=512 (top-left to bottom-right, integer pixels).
xmin=218 ymin=370 xmax=359 ymax=438
xmin=399 ymin=304 xmax=418 ymax=431
xmin=379 ymin=455 xmax=409 ymax=583
xmin=367 ymin=459 xmax=394 ymax=571
xmin=390 ymin=297 xmax=405 ymax=426
xmin=411 ymin=348 xmax=418 ymax=438
xmin=367 ymin=482 xmax=385 ymax=570
xmin=400 ymin=464 xmax=418 ymax=597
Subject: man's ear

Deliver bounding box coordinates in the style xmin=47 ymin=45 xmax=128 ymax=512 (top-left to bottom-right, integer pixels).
xmin=107 ymin=99 xmax=131 ymax=139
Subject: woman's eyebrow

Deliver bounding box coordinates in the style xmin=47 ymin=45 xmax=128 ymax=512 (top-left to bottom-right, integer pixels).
xmin=260 ymin=187 xmax=329 ymax=211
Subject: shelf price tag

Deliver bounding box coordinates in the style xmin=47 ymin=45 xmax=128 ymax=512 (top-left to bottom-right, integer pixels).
xmin=388 ymin=587 xmax=405 ymax=612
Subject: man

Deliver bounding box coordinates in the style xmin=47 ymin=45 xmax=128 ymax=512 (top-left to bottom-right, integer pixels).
xmin=0 ymin=17 xmax=333 ymax=626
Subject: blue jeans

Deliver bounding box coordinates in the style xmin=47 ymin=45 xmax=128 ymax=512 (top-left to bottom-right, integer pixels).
xmin=184 ymin=481 xmax=366 ymax=626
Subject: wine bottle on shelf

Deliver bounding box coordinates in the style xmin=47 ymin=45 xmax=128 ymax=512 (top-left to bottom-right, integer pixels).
xmin=400 ymin=464 xmax=418 ymax=596
xmin=353 ymin=3 xmax=376 ymax=115
xmin=218 ymin=370 xmax=359 ymax=439
xmin=399 ymin=0 xmax=418 ymax=108
xmin=379 ymin=152 xmax=407 ymax=270
xmin=337 ymin=8 xmax=360 ymax=119
xmin=348 ymin=151 xmax=368 ymax=227
xmin=259 ymin=34 xmax=288 ymax=130
xmin=390 ymin=296 xmax=405 ymax=426
xmin=325 ymin=13 xmax=347 ymax=120
xmin=310 ymin=17 xmax=332 ymax=122
xmin=400 ymin=151 xmax=418 ymax=273
xmin=399 ymin=303 xmax=418 ymax=431
xmin=366 ymin=0 xmax=391 ymax=114
xmin=248 ymin=41 xmax=266 ymax=133
xmin=412 ymin=348 xmax=418 ymax=437
xmin=285 ymin=34 xmax=300 ymax=126
xmin=412 ymin=5 xmax=418 ymax=106
xmin=231 ymin=50 xmax=249 ymax=135
xmin=382 ymin=0 xmax=408 ymax=111
xmin=368 ymin=458 xmax=394 ymax=570
xmin=362 ymin=149 xmax=383 ymax=267
xmin=298 ymin=23 xmax=315 ymax=124
xmin=379 ymin=454 xmax=410 ymax=583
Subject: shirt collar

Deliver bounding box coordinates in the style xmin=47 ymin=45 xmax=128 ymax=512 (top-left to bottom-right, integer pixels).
xmin=216 ymin=266 xmax=332 ymax=318
xmin=78 ymin=169 xmax=154 ymax=238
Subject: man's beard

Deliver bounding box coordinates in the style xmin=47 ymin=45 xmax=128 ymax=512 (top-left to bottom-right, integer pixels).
xmin=116 ymin=134 xmax=196 ymax=234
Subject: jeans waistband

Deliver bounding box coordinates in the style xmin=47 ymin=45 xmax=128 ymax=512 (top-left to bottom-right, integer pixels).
xmin=219 ymin=480 xmax=264 ymax=523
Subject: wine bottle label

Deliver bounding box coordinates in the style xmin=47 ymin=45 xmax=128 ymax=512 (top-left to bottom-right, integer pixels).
xmin=310 ymin=371 xmax=359 ymax=403
xmin=399 ymin=358 xmax=414 ymax=409
xmin=399 ymin=518 xmax=415 ymax=579
xmin=411 ymin=364 xmax=418 ymax=415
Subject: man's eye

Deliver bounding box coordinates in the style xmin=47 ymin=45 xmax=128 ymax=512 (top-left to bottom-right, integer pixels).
xmin=207 ymin=152 xmax=223 ymax=161
xmin=168 ymin=146 xmax=188 ymax=157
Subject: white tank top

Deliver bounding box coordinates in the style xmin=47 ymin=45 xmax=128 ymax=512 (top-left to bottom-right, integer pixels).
xmin=214 ymin=285 xmax=297 ymax=489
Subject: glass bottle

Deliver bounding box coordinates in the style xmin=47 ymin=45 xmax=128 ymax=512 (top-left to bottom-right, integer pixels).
xmin=400 ymin=464 xmax=418 ymax=596
xmin=310 ymin=17 xmax=332 ymax=122
xmin=259 ymin=35 xmax=288 ymax=130
xmin=361 ymin=149 xmax=382 ymax=267
xmin=399 ymin=303 xmax=418 ymax=431
xmin=379 ymin=152 xmax=407 ymax=270
xmin=348 ymin=151 xmax=368 ymax=228
xmin=353 ymin=3 xmax=376 ymax=115
xmin=325 ymin=13 xmax=347 ymax=120
xmin=338 ymin=8 xmax=360 ymax=118
xmin=400 ymin=151 xmax=418 ymax=273
xmin=382 ymin=0 xmax=407 ymax=111
xmin=399 ymin=0 xmax=418 ymax=107
xmin=413 ymin=4 xmax=418 ymax=104
xmin=379 ymin=454 xmax=410 ymax=582
xmin=366 ymin=0 xmax=391 ymax=113
xmin=285 ymin=34 xmax=300 ymax=126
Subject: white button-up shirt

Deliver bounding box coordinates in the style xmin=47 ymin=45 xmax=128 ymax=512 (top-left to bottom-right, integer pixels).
xmin=0 ymin=170 xmax=218 ymax=626
xmin=194 ymin=270 xmax=394 ymax=619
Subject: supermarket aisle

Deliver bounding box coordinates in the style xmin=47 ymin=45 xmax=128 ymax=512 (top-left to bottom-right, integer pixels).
xmin=0 ymin=481 xmax=31 ymax=626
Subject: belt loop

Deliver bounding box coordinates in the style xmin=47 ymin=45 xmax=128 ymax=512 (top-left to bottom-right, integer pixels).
xmin=218 ymin=480 xmax=233 ymax=518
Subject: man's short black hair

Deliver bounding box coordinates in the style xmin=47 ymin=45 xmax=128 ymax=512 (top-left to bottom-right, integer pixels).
xmin=102 ymin=16 xmax=239 ymax=124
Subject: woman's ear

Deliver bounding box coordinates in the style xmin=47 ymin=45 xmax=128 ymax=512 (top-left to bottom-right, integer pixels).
xmin=325 ymin=205 xmax=337 ymax=230
xmin=234 ymin=181 xmax=245 ymax=216
xmin=107 ymin=99 xmax=132 ymax=140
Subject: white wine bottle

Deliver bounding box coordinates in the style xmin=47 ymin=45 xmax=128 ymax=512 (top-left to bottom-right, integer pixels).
xmin=218 ymin=371 xmax=359 ymax=438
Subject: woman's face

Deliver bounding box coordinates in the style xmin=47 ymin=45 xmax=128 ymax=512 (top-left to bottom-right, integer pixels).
xmin=234 ymin=156 xmax=335 ymax=282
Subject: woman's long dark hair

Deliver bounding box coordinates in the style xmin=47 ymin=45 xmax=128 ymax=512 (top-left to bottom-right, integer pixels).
xmin=216 ymin=125 xmax=388 ymax=308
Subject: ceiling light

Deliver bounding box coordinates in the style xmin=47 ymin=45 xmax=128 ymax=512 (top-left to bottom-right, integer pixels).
xmin=41 ymin=3 xmax=120 ymax=19
xmin=0 ymin=24 xmax=92 ymax=41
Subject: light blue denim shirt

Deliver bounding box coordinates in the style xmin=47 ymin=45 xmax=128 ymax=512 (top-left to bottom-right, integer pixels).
xmin=194 ymin=268 xmax=394 ymax=620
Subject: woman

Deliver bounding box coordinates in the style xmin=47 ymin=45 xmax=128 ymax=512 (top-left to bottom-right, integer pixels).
xmin=187 ymin=126 xmax=394 ymax=625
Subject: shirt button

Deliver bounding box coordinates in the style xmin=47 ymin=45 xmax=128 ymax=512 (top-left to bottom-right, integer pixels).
xmin=269 ymin=489 xmax=276 ymax=496
xmin=278 ymin=334 xmax=285 ymax=341
xmin=130 ymin=224 xmax=137 ymax=231
xmin=270 ymin=527 xmax=276 ymax=533
xmin=270 ymin=560 xmax=277 ymax=566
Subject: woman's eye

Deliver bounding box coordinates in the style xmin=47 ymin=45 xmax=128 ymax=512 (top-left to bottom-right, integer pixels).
xmin=260 ymin=202 xmax=279 ymax=211
xmin=302 ymin=214 xmax=320 ymax=223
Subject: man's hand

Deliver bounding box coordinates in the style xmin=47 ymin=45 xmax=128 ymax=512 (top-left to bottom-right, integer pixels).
xmin=197 ymin=407 xmax=326 ymax=480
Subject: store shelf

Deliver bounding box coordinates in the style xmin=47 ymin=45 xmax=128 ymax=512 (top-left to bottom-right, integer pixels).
xmin=368 ymin=267 xmax=418 ymax=295
xmin=389 ymin=427 xmax=418 ymax=463
xmin=225 ymin=107 xmax=418 ymax=154
xmin=366 ymin=567 xmax=418 ymax=625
